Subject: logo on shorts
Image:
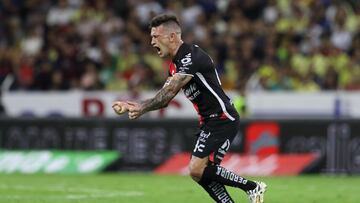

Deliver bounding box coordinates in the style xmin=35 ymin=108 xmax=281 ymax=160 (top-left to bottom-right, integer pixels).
xmin=199 ymin=130 xmax=211 ymax=142
xmin=215 ymin=139 xmax=231 ymax=162
xmin=194 ymin=139 xmax=205 ymax=153
xmin=193 ymin=130 xmax=211 ymax=153
xmin=219 ymin=139 xmax=230 ymax=154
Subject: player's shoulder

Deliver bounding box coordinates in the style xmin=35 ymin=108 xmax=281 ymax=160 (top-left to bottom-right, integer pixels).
xmin=173 ymin=43 xmax=213 ymax=74
xmin=173 ymin=43 xmax=193 ymax=67
xmin=190 ymin=44 xmax=208 ymax=59
xmin=174 ymin=43 xmax=208 ymax=62
xmin=190 ymin=44 xmax=214 ymax=66
xmin=188 ymin=44 xmax=212 ymax=62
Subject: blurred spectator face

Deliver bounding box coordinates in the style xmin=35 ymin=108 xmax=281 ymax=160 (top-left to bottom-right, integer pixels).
xmin=59 ymin=0 xmax=68 ymax=8
xmin=150 ymin=25 xmax=174 ymax=58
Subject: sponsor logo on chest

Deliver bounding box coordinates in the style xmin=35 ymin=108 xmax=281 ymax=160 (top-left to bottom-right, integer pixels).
xmin=181 ymin=53 xmax=192 ymax=66
xmin=184 ymin=83 xmax=200 ymax=101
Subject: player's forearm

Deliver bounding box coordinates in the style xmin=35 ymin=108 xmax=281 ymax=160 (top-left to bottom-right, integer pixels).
xmin=139 ymin=74 xmax=191 ymax=114
xmin=140 ymin=86 xmax=177 ymax=113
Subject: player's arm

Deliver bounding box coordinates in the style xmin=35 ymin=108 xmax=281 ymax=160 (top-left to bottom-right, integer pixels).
xmin=128 ymin=74 xmax=192 ymax=119
xmin=112 ymin=77 xmax=174 ymax=115
xmin=142 ymin=74 xmax=191 ymax=110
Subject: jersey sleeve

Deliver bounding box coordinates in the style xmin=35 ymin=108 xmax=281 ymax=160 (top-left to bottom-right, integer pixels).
xmin=175 ymin=53 xmax=198 ymax=77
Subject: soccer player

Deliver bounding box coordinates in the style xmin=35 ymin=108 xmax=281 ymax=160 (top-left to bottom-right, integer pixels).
xmin=112 ymin=14 xmax=267 ymax=203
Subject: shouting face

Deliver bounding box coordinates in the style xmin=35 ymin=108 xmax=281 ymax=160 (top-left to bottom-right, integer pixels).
xmin=150 ymin=25 xmax=172 ymax=58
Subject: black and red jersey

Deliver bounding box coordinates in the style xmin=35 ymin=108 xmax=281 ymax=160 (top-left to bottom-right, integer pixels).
xmin=169 ymin=43 xmax=239 ymax=124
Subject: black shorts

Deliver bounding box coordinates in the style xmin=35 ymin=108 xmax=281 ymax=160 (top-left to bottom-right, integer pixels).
xmin=192 ymin=119 xmax=239 ymax=164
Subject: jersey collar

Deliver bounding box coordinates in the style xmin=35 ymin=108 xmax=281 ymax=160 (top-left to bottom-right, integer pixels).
xmin=172 ymin=43 xmax=188 ymax=63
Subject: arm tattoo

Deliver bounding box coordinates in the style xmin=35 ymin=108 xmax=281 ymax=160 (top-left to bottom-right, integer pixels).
xmin=141 ymin=74 xmax=191 ymax=113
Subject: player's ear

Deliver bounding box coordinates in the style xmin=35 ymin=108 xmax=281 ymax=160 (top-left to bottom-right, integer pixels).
xmin=170 ymin=32 xmax=176 ymax=41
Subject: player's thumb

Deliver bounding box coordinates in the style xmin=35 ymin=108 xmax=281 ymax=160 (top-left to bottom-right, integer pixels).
xmin=112 ymin=101 xmax=119 ymax=108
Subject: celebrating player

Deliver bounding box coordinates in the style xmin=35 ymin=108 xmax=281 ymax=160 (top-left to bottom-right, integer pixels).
xmin=112 ymin=14 xmax=267 ymax=203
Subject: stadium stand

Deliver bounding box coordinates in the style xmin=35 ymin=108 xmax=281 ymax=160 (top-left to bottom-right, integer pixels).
xmin=0 ymin=0 xmax=359 ymax=92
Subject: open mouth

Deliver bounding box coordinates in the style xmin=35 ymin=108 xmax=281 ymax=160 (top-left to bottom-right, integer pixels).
xmin=153 ymin=46 xmax=161 ymax=54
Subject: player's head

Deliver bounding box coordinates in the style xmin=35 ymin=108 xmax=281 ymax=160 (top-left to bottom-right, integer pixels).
xmin=149 ymin=14 xmax=182 ymax=58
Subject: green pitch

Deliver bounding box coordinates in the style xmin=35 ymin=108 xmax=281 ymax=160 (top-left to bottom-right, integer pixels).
xmin=0 ymin=173 xmax=359 ymax=203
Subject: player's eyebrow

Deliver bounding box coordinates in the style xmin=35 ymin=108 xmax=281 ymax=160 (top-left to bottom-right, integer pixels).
xmin=151 ymin=34 xmax=160 ymax=38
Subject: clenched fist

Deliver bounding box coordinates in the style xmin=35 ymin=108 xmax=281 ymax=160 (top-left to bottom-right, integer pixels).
xmin=112 ymin=101 xmax=131 ymax=115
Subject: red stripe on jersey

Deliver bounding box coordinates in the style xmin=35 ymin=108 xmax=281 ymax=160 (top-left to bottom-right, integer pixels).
xmin=192 ymin=103 xmax=204 ymax=125
xmin=220 ymin=112 xmax=228 ymax=120
xmin=169 ymin=62 xmax=176 ymax=76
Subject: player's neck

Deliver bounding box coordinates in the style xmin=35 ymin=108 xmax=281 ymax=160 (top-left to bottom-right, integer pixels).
xmin=170 ymin=40 xmax=184 ymax=59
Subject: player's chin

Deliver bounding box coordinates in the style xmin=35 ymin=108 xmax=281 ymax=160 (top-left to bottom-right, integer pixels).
xmin=158 ymin=52 xmax=168 ymax=58
xmin=157 ymin=51 xmax=164 ymax=57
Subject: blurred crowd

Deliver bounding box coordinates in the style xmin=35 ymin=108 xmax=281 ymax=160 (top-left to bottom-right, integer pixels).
xmin=0 ymin=0 xmax=359 ymax=92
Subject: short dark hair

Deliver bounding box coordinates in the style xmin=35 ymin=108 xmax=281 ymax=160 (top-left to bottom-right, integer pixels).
xmin=149 ymin=14 xmax=180 ymax=29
